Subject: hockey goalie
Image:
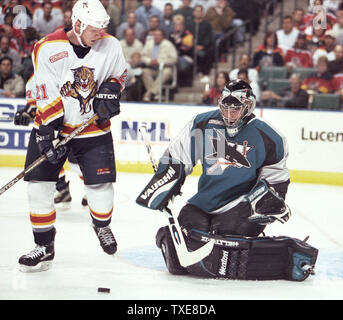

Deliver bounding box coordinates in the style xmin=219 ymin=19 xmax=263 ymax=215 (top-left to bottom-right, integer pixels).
xmin=136 ymin=79 xmax=318 ymax=281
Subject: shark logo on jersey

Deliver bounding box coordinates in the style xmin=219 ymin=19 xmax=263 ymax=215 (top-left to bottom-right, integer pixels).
xmin=60 ymin=66 xmax=98 ymax=115
xmin=205 ymin=128 xmax=252 ymax=174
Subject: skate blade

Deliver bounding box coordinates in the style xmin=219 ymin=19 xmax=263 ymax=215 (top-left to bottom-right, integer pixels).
xmin=19 ymin=261 xmax=52 ymax=273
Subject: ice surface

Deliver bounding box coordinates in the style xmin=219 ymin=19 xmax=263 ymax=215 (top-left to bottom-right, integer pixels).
xmin=0 ymin=167 xmax=342 ymax=300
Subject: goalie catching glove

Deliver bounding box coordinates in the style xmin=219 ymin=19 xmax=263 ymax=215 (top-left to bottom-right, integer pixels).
xmin=93 ymin=81 xmax=121 ymax=124
xmin=136 ymin=155 xmax=186 ymax=211
xmin=246 ymin=179 xmax=291 ymax=225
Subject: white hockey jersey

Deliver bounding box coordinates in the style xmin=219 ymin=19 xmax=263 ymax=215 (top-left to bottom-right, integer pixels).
xmin=32 ymin=28 xmax=128 ymax=138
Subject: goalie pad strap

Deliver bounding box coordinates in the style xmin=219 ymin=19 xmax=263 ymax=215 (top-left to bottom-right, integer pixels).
xmin=136 ymin=156 xmax=186 ymax=210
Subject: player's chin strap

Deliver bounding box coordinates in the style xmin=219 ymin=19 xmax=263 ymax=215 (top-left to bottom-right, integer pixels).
xmin=73 ymin=24 xmax=88 ymax=48
xmin=138 ymin=124 xmax=215 ymax=267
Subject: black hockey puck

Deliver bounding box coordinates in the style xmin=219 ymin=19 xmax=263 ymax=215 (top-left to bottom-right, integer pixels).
xmin=98 ymin=287 xmax=110 ymax=293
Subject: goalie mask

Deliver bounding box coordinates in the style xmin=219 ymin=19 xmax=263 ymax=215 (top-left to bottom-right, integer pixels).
xmin=72 ymin=0 xmax=110 ymax=47
xmin=218 ymin=79 xmax=256 ymax=137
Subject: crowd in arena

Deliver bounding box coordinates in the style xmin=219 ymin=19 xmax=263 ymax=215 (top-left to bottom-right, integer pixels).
xmin=0 ymin=0 xmax=343 ymax=109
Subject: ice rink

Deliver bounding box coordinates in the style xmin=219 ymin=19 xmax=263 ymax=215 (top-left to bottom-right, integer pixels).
xmin=0 ymin=167 xmax=342 ymax=300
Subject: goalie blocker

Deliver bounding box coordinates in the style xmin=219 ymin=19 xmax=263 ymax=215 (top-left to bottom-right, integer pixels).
xmin=136 ymin=155 xmax=186 ymax=211
xmin=156 ymin=226 xmax=318 ymax=281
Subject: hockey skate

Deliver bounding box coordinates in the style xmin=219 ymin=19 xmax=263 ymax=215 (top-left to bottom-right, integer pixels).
xmin=54 ymin=181 xmax=72 ymax=207
xmin=18 ymin=232 xmax=55 ymax=272
xmin=93 ymin=224 xmax=117 ymax=255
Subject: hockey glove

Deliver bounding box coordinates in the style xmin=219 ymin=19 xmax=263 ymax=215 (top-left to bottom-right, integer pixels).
xmin=36 ymin=125 xmax=67 ymax=165
xmin=246 ymin=179 xmax=291 ymax=225
xmin=14 ymin=105 xmax=36 ymax=126
xmin=93 ymin=82 xmax=121 ymax=124
xmin=136 ymin=156 xmax=186 ymax=211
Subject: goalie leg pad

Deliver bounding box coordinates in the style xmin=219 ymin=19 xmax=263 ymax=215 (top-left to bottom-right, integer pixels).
xmin=156 ymin=226 xmax=188 ymax=275
xmin=136 ymin=156 xmax=186 ymax=210
xmin=185 ymin=230 xmax=318 ymax=281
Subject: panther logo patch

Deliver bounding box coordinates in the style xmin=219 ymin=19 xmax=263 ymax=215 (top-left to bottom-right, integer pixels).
xmin=60 ymin=66 xmax=98 ymax=115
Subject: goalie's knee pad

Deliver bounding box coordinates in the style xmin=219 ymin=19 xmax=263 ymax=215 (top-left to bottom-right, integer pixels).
xmin=185 ymin=231 xmax=318 ymax=281
xmin=178 ymin=204 xmax=211 ymax=233
xmin=156 ymin=226 xmax=188 ymax=275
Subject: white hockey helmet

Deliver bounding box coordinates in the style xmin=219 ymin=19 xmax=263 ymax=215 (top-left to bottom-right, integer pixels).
xmin=72 ymin=0 xmax=110 ymax=44
xmin=218 ymin=79 xmax=256 ymax=137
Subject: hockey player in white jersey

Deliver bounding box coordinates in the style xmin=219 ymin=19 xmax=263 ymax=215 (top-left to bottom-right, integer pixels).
xmin=14 ymin=75 xmax=87 ymax=207
xmin=137 ymin=79 xmax=318 ymax=281
xmin=18 ymin=0 xmax=128 ymax=272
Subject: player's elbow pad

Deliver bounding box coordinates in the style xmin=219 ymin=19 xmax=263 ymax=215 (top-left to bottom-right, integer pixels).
xmin=136 ymin=157 xmax=186 ymax=211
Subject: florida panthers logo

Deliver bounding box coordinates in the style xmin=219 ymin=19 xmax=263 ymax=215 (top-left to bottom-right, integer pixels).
xmin=60 ymin=66 xmax=98 ymax=115
xmin=206 ymin=128 xmax=253 ymax=174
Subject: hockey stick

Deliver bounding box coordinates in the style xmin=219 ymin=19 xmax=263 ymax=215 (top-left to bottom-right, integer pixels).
xmin=139 ymin=124 xmax=215 ymax=267
xmin=0 ymin=114 xmax=99 ymax=196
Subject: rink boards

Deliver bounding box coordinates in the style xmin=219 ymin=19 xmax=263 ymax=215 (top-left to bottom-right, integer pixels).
xmin=0 ymin=99 xmax=342 ymax=186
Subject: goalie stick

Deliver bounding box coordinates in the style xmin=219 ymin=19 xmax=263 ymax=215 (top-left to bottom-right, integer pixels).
xmin=0 ymin=114 xmax=99 ymax=196
xmin=139 ymin=124 xmax=215 ymax=267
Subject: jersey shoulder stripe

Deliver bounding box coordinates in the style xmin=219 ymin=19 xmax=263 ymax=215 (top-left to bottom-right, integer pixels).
xmin=33 ymin=29 xmax=69 ymax=69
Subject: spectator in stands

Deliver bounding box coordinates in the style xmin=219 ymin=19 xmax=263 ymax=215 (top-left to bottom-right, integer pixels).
xmin=230 ymin=53 xmax=259 ymax=83
xmin=328 ymin=44 xmax=343 ymax=75
xmin=252 ymin=31 xmax=284 ymax=70
xmin=204 ymin=0 xmax=235 ymax=60
xmin=306 ymin=0 xmax=337 ymax=26
xmin=276 ymin=16 xmax=300 ymax=55
xmin=141 ymin=28 xmax=177 ymax=102
xmin=312 ymin=29 xmax=337 ymax=65
xmin=169 ymin=14 xmax=194 ymax=86
xmin=116 ymin=12 xmax=145 ymax=43
xmin=100 ymin=0 xmax=120 ymax=26
xmin=174 ymin=0 xmax=193 ymax=27
xmin=204 ymin=0 xmax=235 ymax=40
xmin=142 ymin=15 xmax=161 ymax=43
xmin=228 ymin=0 xmax=262 ymax=36
xmin=0 ymin=35 xmax=22 ymax=75
xmin=304 ymin=21 xmax=327 ymax=54
xmin=160 ymin=2 xmax=174 ymax=39
xmin=188 ymin=4 xmax=214 ymax=76
xmin=236 ymin=68 xmax=261 ymax=103
xmin=21 ymin=27 xmax=39 ymax=82
xmin=284 ymin=32 xmax=313 ymax=70
xmin=32 ymin=1 xmax=63 ymax=38
xmin=123 ymin=51 xmax=145 ymax=102
xmin=119 ymin=28 xmax=143 ymax=65
xmin=308 ymin=0 xmax=340 ymax=15
xmin=332 ymin=7 xmax=343 ymax=44
xmin=112 ymin=0 xmax=138 ymax=18
xmin=301 ymin=55 xmax=335 ymax=93
xmin=135 ymin=0 xmax=162 ymax=31
xmin=261 ymin=73 xmax=308 ymax=109
xmin=55 ymin=8 xmax=72 ymax=30
xmin=0 ymin=11 xmax=23 ymax=51
xmin=202 ymin=70 xmax=229 ymax=105
xmin=293 ymin=8 xmax=307 ymax=32
xmin=0 ymin=56 xmax=24 ymax=98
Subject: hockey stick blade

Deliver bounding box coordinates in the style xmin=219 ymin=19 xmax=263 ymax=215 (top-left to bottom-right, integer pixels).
xmin=139 ymin=124 xmax=214 ymax=267
xmin=164 ymin=207 xmax=214 ymax=267
xmin=0 ymin=114 xmax=99 ymax=197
